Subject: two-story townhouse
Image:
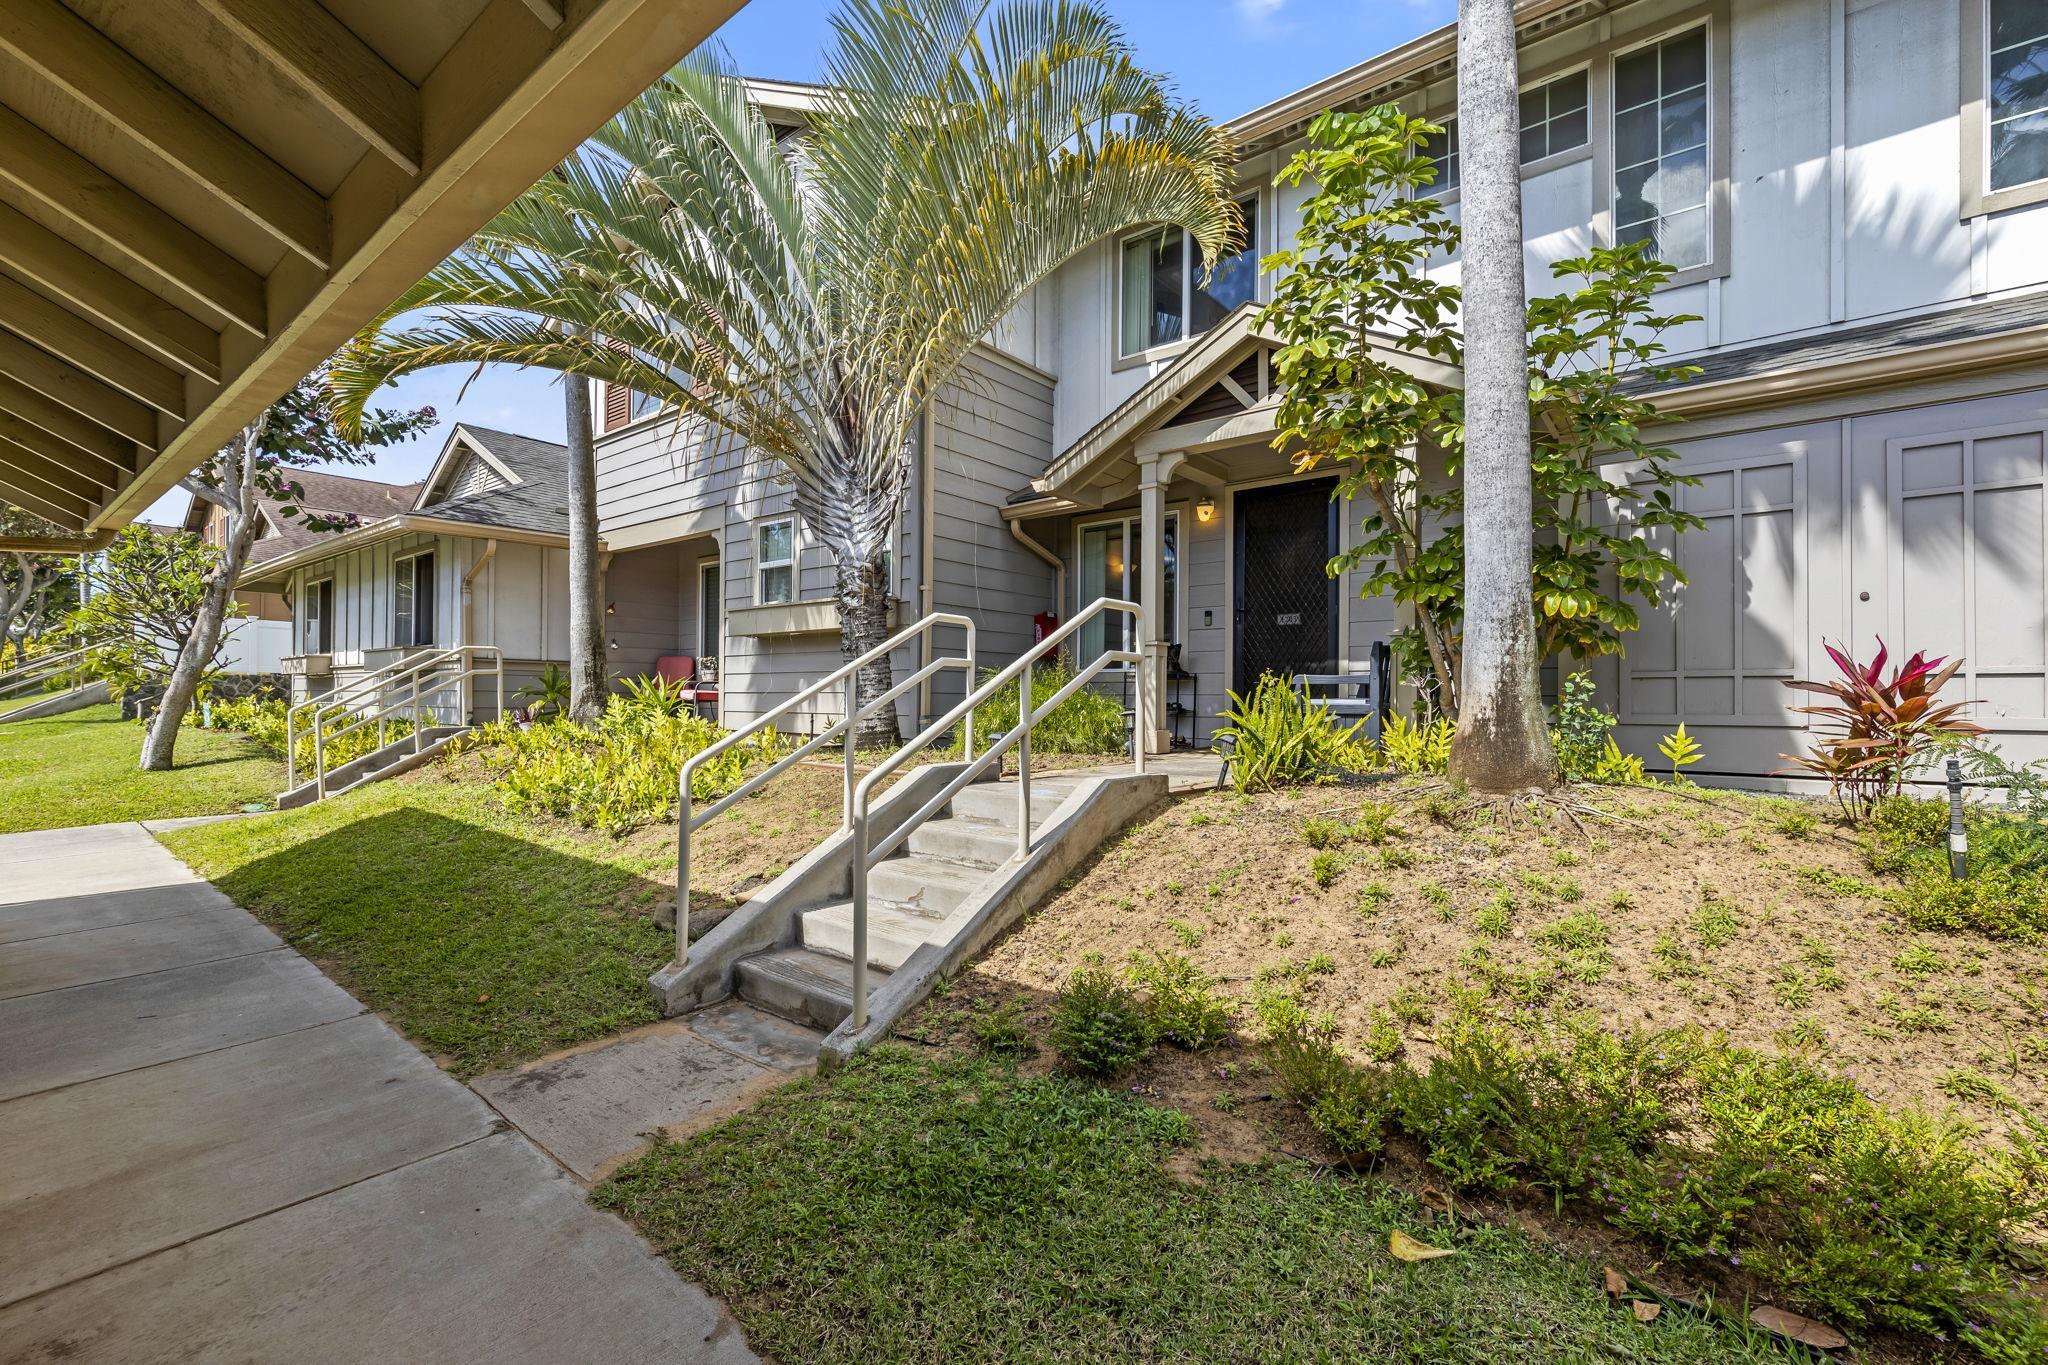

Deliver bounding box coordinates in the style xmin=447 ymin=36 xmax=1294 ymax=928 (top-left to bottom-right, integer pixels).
xmin=596 ymin=2 xmax=2048 ymax=783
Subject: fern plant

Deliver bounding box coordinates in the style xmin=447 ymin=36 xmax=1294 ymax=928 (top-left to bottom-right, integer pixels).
xmin=1658 ymin=723 xmax=1703 ymax=781
xmin=1216 ymin=674 xmax=1374 ymax=793
xmin=1379 ymin=713 xmax=1453 ymax=776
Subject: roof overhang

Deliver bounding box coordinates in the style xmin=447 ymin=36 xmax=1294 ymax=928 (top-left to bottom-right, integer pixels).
xmin=418 ymin=424 xmax=523 ymax=507
xmin=238 ymin=511 xmax=574 ymax=589
xmin=1033 ymin=308 xmax=1462 ymax=506
xmin=0 ymin=0 xmax=741 ymax=546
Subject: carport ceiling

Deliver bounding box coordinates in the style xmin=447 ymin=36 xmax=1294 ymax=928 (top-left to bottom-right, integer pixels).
xmin=0 ymin=0 xmax=740 ymax=542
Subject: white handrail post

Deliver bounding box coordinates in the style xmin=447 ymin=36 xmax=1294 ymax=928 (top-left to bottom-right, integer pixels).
xmin=495 ymin=653 xmax=504 ymax=725
xmin=315 ymin=706 xmax=328 ymax=800
xmin=850 ymin=818 xmax=870 ymax=1031
xmin=962 ymin=619 xmax=976 ymax=760
xmin=1016 ymin=657 xmax=1032 ymax=860
xmin=1132 ymin=604 xmax=1148 ymax=776
xmin=412 ymin=681 xmax=423 ymax=754
xmin=842 ymin=669 xmax=859 ymax=831
xmin=286 ymin=708 xmax=298 ymax=789
xmin=676 ymin=791 xmax=692 ymax=965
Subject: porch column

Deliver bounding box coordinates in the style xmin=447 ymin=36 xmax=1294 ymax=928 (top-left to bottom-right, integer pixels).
xmin=1136 ymin=451 xmax=1184 ymax=756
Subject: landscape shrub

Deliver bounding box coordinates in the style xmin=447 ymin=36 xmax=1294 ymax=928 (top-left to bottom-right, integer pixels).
xmin=200 ymin=695 xmax=418 ymax=774
xmin=1125 ymin=949 xmax=1233 ymax=1050
xmin=1258 ymin=1012 xmax=2048 ymax=1360
xmin=1780 ymin=641 xmax=1985 ymax=818
xmin=1048 ymin=966 xmax=1153 ymax=1076
xmin=1865 ymin=797 xmax=2048 ymax=941
xmin=962 ymin=652 xmax=1127 ymax=757
xmin=473 ymin=694 xmax=780 ymax=835
xmin=1217 ymin=673 xmax=1376 ymax=792
xmin=1377 ymin=712 xmax=1452 ymax=776
xmin=1549 ymin=671 xmax=1616 ymax=783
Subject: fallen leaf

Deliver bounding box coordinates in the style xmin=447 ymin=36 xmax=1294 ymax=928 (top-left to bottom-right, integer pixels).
xmin=1749 ymin=1305 xmax=1848 ymax=1350
xmin=1632 ymin=1300 xmax=1662 ymax=1323
xmin=1389 ymin=1229 xmax=1457 ymax=1262
xmin=1602 ymin=1266 xmax=1627 ymax=1298
xmin=1419 ymin=1185 xmax=1453 ymax=1215
xmin=475 ymin=993 xmax=492 ymax=1004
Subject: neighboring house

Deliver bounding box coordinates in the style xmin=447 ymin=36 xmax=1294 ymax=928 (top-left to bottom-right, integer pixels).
xmin=239 ymin=424 xmax=575 ymax=721
xmin=585 ymin=3 xmax=2048 ymax=785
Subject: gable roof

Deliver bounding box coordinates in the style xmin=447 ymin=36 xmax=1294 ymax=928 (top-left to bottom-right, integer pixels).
xmin=412 ymin=424 xmax=570 ymax=537
xmin=182 ymin=467 xmax=423 ymax=568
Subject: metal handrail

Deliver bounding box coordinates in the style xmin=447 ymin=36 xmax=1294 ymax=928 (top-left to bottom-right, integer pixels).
xmin=0 ymin=638 xmax=109 ymax=700
xmin=289 ymin=646 xmax=502 ymax=796
xmin=673 ymin=611 xmax=976 ymax=962
xmin=284 ymin=646 xmax=444 ymax=787
xmin=842 ymin=597 xmax=1146 ymax=1029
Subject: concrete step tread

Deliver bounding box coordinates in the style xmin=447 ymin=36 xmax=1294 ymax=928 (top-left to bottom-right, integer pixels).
xmin=739 ymin=945 xmax=889 ymax=994
xmin=867 ymin=855 xmax=992 ymax=894
xmin=735 ymin=946 xmax=890 ymax=1030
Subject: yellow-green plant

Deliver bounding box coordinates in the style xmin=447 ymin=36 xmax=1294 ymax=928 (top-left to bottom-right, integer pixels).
xmin=1658 ymin=723 xmax=1703 ymax=780
xmin=1379 ymin=713 xmax=1454 ymax=776
xmin=1592 ymin=738 xmax=1645 ymax=785
xmin=1216 ymin=674 xmax=1374 ymax=793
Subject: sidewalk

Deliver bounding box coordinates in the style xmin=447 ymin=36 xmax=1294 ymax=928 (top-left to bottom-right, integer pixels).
xmin=0 ymin=819 xmax=758 ymax=1365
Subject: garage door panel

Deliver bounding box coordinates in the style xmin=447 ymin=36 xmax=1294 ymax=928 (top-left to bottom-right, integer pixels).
xmin=1681 ymin=518 xmax=1737 ymax=671
xmin=1975 ymin=485 xmax=2044 ymax=669
xmin=1899 ymin=491 xmax=1966 ymax=659
xmin=1980 ymin=673 xmax=2045 ymax=717
xmin=1900 ymin=441 xmax=1963 ymax=492
xmin=1975 ymin=431 xmax=2043 ymax=485
xmin=1741 ymin=507 xmax=1800 ymax=672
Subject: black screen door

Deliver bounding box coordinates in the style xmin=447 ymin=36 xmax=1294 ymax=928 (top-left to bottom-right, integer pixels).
xmin=1233 ymin=479 xmax=1338 ymax=693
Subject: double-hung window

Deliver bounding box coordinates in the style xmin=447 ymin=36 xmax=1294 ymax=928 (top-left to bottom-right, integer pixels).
xmin=757 ymin=519 xmax=795 ymax=605
xmin=1118 ymin=197 xmax=1259 ymax=358
xmin=1989 ymin=0 xmax=2048 ymax=192
xmin=1075 ymin=512 xmax=1179 ymax=666
xmin=1612 ymin=26 xmax=1711 ymax=270
xmin=394 ymin=551 xmax=435 ymax=648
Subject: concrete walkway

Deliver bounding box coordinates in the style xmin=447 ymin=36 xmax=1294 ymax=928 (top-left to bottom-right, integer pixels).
xmin=0 ymin=820 xmax=759 ymax=1365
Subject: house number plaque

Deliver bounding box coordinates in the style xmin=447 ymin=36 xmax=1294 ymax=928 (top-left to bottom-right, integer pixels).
xmin=1275 ymin=612 xmax=1302 ymax=626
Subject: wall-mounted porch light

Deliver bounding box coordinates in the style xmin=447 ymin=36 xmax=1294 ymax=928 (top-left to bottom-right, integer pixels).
xmin=1195 ymin=496 xmax=1216 ymax=524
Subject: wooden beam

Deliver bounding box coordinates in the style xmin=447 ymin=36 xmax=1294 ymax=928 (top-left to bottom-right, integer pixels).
xmin=0 ymin=456 xmax=91 ymax=525
xmin=516 ymin=0 xmax=567 ymax=30
xmin=0 ymin=107 xmax=265 ymax=337
xmin=0 ymin=373 xmax=145 ymax=475
xmin=0 ymin=272 xmax=186 ymax=415
xmin=0 ymin=331 xmax=156 ymax=447
xmin=0 ymin=201 xmax=219 ymax=381
xmin=0 ymin=0 xmax=331 ymax=269
xmin=0 ymin=430 xmax=114 ymax=500
xmin=195 ymin=0 xmax=423 ymax=177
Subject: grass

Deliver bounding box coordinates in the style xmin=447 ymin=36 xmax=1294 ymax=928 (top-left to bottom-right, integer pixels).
xmin=160 ymin=755 xmax=840 ymax=1077
xmin=598 ymin=1048 xmax=1787 ymax=1365
xmin=0 ymin=703 xmax=285 ymax=833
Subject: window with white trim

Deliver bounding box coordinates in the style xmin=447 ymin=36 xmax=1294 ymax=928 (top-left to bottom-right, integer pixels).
xmin=1519 ymin=69 xmax=1589 ymax=163
xmin=757 ymin=519 xmax=795 ymax=605
xmin=1989 ymin=0 xmax=2048 ymax=191
xmin=1117 ymin=197 xmax=1259 ymax=358
xmin=394 ymin=551 xmax=435 ymax=648
xmin=1612 ymin=26 xmax=1711 ymax=270
xmin=303 ymin=577 xmax=332 ymax=654
xmin=1074 ymin=511 xmax=1179 ymax=666
xmin=1419 ymin=120 xmax=1459 ymax=192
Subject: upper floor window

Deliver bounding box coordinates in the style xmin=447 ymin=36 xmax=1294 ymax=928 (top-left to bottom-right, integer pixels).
xmin=1419 ymin=121 xmax=1459 ymax=192
xmin=1520 ymin=70 xmax=1589 ymax=163
xmin=1989 ymin=0 xmax=2048 ymax=191
xmin=1612 ymin=26 xmax=1710 ymax=270
xmin=757 ymin=519 xmax=795 ymax=605
xmin=1117 ymin=197 xmax=1259 ymax=359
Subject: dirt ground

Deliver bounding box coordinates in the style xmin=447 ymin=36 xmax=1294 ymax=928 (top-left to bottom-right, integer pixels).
xmin=944 ymin=778 xmax=2048 ymax=1142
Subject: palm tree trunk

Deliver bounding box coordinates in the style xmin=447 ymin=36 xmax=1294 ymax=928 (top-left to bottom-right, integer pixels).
xmin=564 ymin=372 xmax=606 ymax=725
xmin=839 ymin=551 xmax=901 ymax=749
xmin=1447 ymin=0 xmax=1555 ymax=792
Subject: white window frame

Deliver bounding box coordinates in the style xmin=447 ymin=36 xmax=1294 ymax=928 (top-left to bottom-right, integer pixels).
xmin=302 ymin=575 xmax=332 ymax=654
xmin=1113 ymin=194 xmax=1262 ymax=368
xmin=698 ymin=560 xmax=722 ymax=666
xmin=393 ymin=549 xmax=435 ymax=648
xmin=756 ymin=517 xmax=796 ymax=606
xmin=1519 ymin=66 xmax=1592 ymax=169
xmin=1596 ymin=8 xmax=1730 ymax=290
xmin=1071 ymin=508 xmax=1184 ymax=666
xmin=1963 ymin=0 xmax=2048 ymax=215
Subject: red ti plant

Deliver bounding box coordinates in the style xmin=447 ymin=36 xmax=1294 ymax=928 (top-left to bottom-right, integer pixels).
xmin=1778 ymin=640 xmax=1986 ymax=819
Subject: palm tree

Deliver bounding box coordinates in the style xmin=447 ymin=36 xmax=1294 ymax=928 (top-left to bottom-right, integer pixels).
xmin=1446 ymin=0 xmax=1556 ymax=791
xmin=330 ymin=0 xmax=1238 ymax=744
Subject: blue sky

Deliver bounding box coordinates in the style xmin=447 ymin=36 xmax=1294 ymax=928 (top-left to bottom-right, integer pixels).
xmin=146 ymin=0 xmax=1453 ymax=522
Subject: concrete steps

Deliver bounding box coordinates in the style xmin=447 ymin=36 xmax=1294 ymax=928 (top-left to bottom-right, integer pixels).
xmin=277 ymin=725 xmax=465 ymax=809
xmin=733 ymin=946 xmax=889 ymax=1031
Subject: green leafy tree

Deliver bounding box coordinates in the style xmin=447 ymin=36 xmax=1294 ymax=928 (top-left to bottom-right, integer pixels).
xmin=1259 ymin=106 xmax=1702 ymax=723
xmin=142 ymin=368 xmax=433 ymax=770
xmin=1 ymin=507 xmax=81 ymax=668
xmin=68 ymin=527 xmax=226 ymax=703
xmin=328 ymin=0 xmax=1238 ymax=746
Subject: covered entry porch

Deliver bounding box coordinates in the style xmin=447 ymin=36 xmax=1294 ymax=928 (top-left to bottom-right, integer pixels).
xmin=1005 ymin=312 xmax=1461 ymax=752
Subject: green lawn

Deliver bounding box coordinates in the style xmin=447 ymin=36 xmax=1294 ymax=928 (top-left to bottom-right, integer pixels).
xmin=0 ymin=703 xmax=285 ymax=833
xmin=159 ymin=759 xmax=842 ymax=1077
xmin=596 ymin=1049 xmax=1791 ymax=1365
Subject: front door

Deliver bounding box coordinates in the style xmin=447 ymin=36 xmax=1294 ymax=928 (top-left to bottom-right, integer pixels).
xmin=1233 ymin=478 xmax=1338 ymax=693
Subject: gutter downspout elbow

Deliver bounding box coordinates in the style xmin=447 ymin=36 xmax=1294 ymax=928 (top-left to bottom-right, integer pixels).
xmin=1008 ymin=519 xmax=1065 ymax=621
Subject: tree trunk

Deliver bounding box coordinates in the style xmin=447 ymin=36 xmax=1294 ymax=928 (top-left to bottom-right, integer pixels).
xmin=142 ymin=499 xmax=255 ymax=771
xmin=563 ymin=372 xmax=606 ymax=725
xmin=1446 ymin=0 xmax=1556 ymax=792
xmin=838 ymin=550 xmax=901 ymax=749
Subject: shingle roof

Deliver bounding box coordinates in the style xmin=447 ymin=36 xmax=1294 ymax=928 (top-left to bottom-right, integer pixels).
xmin=412 ymin=424 xmax=569 ymax=537
xmin=1645 ymin=292 xmax=2048 ymax=393
xmin=242 ymin=468 xmax=423 ymax=566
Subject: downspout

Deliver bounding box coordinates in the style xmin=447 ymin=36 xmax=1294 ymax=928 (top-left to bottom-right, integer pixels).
xmin=463 ymin=539 xmax=497 ymax=721
xmin=1008 ymin=519 xmax=1065 ymax=621
xmin=918 ymin=398 xmax=937 ymax=726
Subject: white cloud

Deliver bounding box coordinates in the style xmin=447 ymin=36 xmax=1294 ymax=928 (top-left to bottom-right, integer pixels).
xmin=1232 ymin=0 xmax=1289 ymax=35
